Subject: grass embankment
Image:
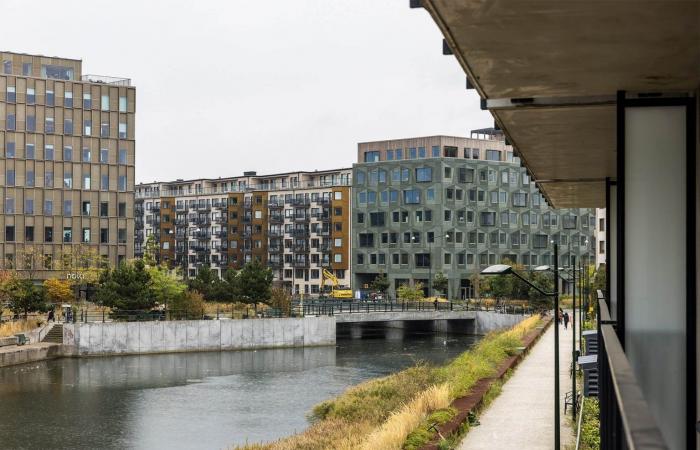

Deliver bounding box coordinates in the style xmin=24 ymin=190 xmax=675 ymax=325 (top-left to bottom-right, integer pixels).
xmin=236 ymin=315 xmax=542 ymax=450
xmin=0 ymin=318 xmax=43 ymax=338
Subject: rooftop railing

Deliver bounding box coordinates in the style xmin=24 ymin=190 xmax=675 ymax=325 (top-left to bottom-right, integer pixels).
xmin=135 ymin=180 xmax=351 ymax=199
xmin=596 ymin=290 xmax=668 ymax=449
xmin=81 ymin=74 xmax=132 ymax=86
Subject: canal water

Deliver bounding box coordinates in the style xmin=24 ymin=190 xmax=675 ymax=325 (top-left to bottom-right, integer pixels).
xmin=0 ymin=325 xmax=479 ymax=450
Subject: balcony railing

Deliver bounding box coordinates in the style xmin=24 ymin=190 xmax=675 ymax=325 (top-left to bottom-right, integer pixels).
xmin=82 ymin=74 xmax=132 ymax=86
xmin=596 ymin=291 xmax=667 ymax=450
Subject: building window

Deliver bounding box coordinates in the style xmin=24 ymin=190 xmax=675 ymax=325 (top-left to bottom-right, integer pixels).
xmin=45 ymin=117 xmax=55 ymax=133
xmin=119 ymin=96 xmax=127 ymax=112
xmin=4 ymin=197 xmax=15 ymax=214
xmin=118 ymin=122 xmax=127 ymax=139
xmin=25 ymin=226 xmax=34 ymax=242
xmin=42 ymin=65 xmax=74 ymax=80
xmin=22 ymin=62 xmax=32 ymax=76
xmin=118 ymin=228 xmax=127 ymax=244
xmin=26 ymin=88 xmax=35 ymax=104
xmin=25 ymin=144 xmax=35 ymax=160
xmin=46 ymin=90 xmax=54 ymax=106
xmin=5 ymin=142 xmax=14 ymax=158
xmin=44 ymin=226 xmax=53 ymax=242
xmin=6 ymin=86 xmax=16 ymax=103
xmin=480 ymin=211 xmax=496 ymax=226
xmin=26 ymin=115 xmax=36 ymax=131
xmin=100 ymin=121 xmax=110 ymax=137
xmin=334 ymin=238 xmax=342 ymax=247
xmin=84 ymin=120 xmax=92 ymax=135
xmin=101 ymin=95 xmax=109 ymax=111
xmin=118 ymin=175 xmax=127 ymax=191
xmin=82 ymin=201 xmax=91 ymax=216
xmin=444 ymin=146 xmax=458 ymax=158
xmin=44 ymin=200 xmax=53 ymax=215
xmin=364 ymin=151 xmax=380 ymax=162
xmin=100 ymin=228 xmax=109 ymax=244
xmin=63 ymin=146 xmax=72 ymax=161
xmin=64 ymin=91 xmax=73 ymax=108
xmin=395 ymin=148 xmax=403 ymax=160
xmin=415 ymin=253 xmax=431 ymax=268
xmin=83 ymin=174 xmax=91 ymax=189
xmin=63 ymin=172 xmax=72 ymax=188
xmin=25 ymin=199 xmax=34 ymax=214
xmin=63 ymin=227 xmax=72 ymax=243
xmin=2 ymin=60 xmax=11 ymax=74
xmin=403 ymin=189 xmax=420 ymax=204
xmin=432 ymin=145 xmax=440 ymax=157
xmin=513 ymin=193 xmax=528 ymax=207
xmin=63 ymin=200 xmax=72 ymax=215
xmin=6 ymin=170 xmax=15 ymax=186
xmin=64 ymin=119 xmax=73 ymax=135
xmin=26 ymin=170 xmax=34 ymax=187
xmin=100 ymin=202 xmax=108 ymax=217
xmin=82 ymin=148 xmax=91 ymax=162
xmin=359 ymin=233 xmax=374 ymax=247
xmin=418 ymin=147 xmax=426 ymax=158
xmin=119 ymin=148 xmax=127 ymax=164
xmin=415 ymin=167 xmax=432 ymax=182
xmin=458 ymin=168 xmax=474 ymax=183
xmin=486 ymin=149 xmax=500 ymax=161
xmin=6 ymin=113 xmax=15 ymax=130
xmin=82 ymin=228 xmax=91 ymax=243
xmin=5 ymin=226 xmax=15 ymax=242
xmin=101 ymin=175 xmax=109 ymax=190
xmin=83 ymin=93 xmax=92 ymax=109
xmin=100 ymin=148 xmax=109 ymax=163
xmin=45 ymin=145 xmax=54 ymax=161
xmin=118 ymin=202 xmax=126 ymax=217
xmin=386 ymin=149 xmax=394 ymax=160
xmin=534 ymin=234 xmax=549 ymax=248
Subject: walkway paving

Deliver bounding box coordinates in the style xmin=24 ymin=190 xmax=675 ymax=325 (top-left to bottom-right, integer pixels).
xmin=458 ymin=318 xmax=575 ymax=450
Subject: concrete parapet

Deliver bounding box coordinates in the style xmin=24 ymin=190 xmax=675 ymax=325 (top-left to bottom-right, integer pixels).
xmin=0 ymin=342 xmax=63 ymax=368
xmin=62 ymin=317 xmax=336 ymax=356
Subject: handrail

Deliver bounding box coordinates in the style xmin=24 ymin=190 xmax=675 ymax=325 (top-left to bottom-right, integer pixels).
xmin=597 ymin=293 xmax=668 ymax=449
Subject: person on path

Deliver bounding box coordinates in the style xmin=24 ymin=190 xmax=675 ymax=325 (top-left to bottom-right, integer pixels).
xmin=558 ymin=308 xmax=563 ymax=324
xmin=563 ymin=311 xmax=570 ymax=329
xmin=47 ymin=309 xmax=55 ymax=322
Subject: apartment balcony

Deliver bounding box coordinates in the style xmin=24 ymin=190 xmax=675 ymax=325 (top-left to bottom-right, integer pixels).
xmin=195 ymin=217 xmax=211 ymax=226
xmin=214 ymin=216 xmax=227 ymax=224
xmin=175 ymin=234 xmax=187 ymax=241
xmin=151 ymin=206 xmax=160 ymax=213
xmin=269 ymin=246 xmax=283 ymax=254
xmin=135 ymin=220 xmax=144 ymax=230
xmin=292 ymin=260 xmax=310 ymax=268
xmin=269 ymin=200 xmax=284 ymax=209
xmin=174 ymin=219 xmax=187 ymax=226
xmin=319 ymin=197 xmax=331 ymax=205
xmin=197 ymin=205 xmax=211 ymax=211
xmin=242 ymin=216 xmax=252 ymax=223
xmin=317 ymin=230 xmax=331 ymax=237
xmin=269 ymin=214 xmax=284 ymax=224
xmin=268 ymin=260 xmax=284 ymax=269
xmin=194 ymin=231 xmax=210 ymax=240
xmin=134 ymin=235 xmax=144 ymax=244
xmin=293 ymin=244 xmax=310 ymax=253
xmin=191 ymin=245 xmax=206 ymax=252
xmin=291 ymin=229 xmax=310 ymax=237
xmin=242 ymin=231 xmax=252 ymax=239
xmin=294 ymin=214 xmax=309 ymax=222
xmin=269 ymin=230 xmax=284 ymax=237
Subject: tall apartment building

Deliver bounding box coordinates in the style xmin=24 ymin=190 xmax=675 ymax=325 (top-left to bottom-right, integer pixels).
xmin=353 ymin=133 xmax=596 ymax=299
xmin=0 ymin=52 xmax=135 ymax=279
xmin=135 ymin=168 xmax=352 ymax=296
xmin=595 ymin=208 xmax=606 ymax=268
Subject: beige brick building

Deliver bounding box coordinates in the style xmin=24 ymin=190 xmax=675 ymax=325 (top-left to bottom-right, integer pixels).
xmin=0 ymin=51 xmax=136 ymax=279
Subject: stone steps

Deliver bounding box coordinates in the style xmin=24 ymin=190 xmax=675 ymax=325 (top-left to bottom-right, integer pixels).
xmin=43 ymin=324 xmax=64 ymax=344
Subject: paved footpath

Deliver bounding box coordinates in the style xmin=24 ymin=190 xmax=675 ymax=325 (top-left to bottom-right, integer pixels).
xmin=459 ymin=318 xmax=575 ymax=449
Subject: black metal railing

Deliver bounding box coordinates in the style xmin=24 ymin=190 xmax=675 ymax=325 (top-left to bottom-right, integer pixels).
xmin=597 ymin=290 xmax=668 ymax=449
xmin=295 ymin=299 xmax=532 ymax=316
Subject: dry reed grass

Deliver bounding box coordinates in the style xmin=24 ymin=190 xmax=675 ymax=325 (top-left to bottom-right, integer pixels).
xmin=0 ymin=318 xmax=43 ymax=338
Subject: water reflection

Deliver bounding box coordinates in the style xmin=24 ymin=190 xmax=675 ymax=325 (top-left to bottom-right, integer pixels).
xmin=0 ymin=325 xmax=479 ymax=450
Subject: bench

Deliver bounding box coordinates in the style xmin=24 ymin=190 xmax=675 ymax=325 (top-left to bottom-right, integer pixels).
xmin=565 ymin=390 xmax=581 ymax=414
xmin=15 ymin=333 xmax=29 ymax=346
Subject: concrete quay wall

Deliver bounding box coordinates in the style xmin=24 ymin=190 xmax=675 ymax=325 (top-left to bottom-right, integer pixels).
xmin=63 ymin=317 xmax=336 ymax=356
xmin=0 ymin=343 xmax=63 ymax=368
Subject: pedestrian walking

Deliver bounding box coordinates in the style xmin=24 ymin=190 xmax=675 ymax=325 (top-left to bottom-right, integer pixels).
xmin=47 ymin=309 xmax=55 ymax=323
xmin=563 ymin=311 xmax=570 ymax=329
xmin=558 ymin=307 xmax=563 ymax=324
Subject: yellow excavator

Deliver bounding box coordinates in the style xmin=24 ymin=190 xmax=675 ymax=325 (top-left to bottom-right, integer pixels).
xmin=321 ymin=269 xmax=353 ymax=299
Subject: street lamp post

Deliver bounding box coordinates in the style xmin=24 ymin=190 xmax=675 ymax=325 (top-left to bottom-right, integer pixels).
xmin=481 ymin=243 xmax=561 ymax=450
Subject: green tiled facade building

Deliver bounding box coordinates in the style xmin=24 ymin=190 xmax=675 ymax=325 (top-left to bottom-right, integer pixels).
xmin=352 ymin=134 xmax=595 ymax=299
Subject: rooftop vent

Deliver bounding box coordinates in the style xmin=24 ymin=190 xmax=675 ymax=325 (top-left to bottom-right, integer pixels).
xmin=243 ymin=171 xmax=257 ymax=176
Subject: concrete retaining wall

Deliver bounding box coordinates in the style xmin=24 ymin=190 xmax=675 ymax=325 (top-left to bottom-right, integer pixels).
xmin=63 ymin=317 xmax=336 ymax=356
xmin=475 ymin=311 xmax=526 ymax=334
xmin=0 ymin=343 xmax=63 ymax=367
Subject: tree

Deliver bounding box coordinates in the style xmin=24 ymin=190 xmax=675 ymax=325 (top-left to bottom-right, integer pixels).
xmin=432 ymin=272 xmax=449 ymax=296
xmin=44 ymin=278 xmax=75 ymax=305
xmin=5 ymin=278 xmax=47 ymax=317
xmin=591 ymin=263 xmax=606 ymax=295
xmin=397 ymin=283 xmax=424 ymax=302
xmin=527 ymin=271 xmax=555 ymax=310
xmin=188 ymin=265 xmax=218 ymax=299
xmin=370 ymin=272 xmax=390 ymax=296
xmin=237 ymin=261 xmax=273 ymax=303
xmin=148 ymin=266 xmax=187 ymax=308
xmin=169 ymin=290 xmax=205 ymax=319
xmin=143 ymin=235 xmax=159 ymax=267
xmin=95 ymin=259 xmax=155 ymax=310
xmin=269 ymin=287 xmax=291 ymax=316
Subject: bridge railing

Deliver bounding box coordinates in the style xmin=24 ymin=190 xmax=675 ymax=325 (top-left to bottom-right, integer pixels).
xmin=296 ymin=300 xmax=533 ymax=316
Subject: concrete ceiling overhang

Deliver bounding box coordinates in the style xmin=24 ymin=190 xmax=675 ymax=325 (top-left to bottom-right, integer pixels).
xmin=421 ymin=0 xmax=700 ymax=208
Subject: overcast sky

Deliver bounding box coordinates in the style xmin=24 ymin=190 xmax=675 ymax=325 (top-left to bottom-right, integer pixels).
xmin=5 ymin=0 xmax=490 ymax=182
